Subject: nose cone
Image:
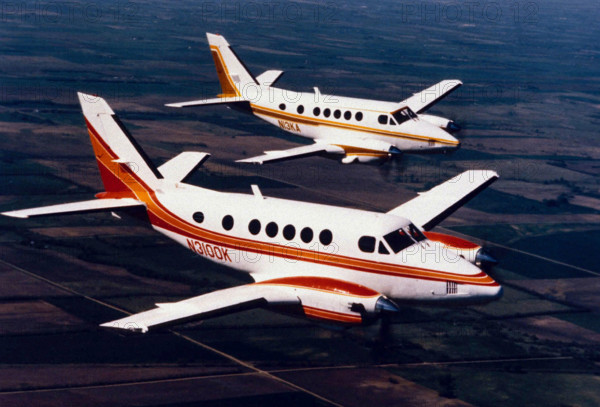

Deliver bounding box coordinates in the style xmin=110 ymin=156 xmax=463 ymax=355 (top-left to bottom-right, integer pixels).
xmin=428 ymin=125 xmax=460 ymax=150
xmin=472 ymin=282 xmax=503 ymax=303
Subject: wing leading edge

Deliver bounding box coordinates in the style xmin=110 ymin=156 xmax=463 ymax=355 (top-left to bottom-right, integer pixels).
xmin=1 ymin=198 xmax=144 ymax=219
xmin=388 ymin=170 xmax=499 ymax=231
xmin=236 ymin=143 xmax=344 ymax=164
xmin=101 ymin=283 xmax=300 ymax=333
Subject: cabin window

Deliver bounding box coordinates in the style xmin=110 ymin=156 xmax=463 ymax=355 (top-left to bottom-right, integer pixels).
xmin=344 ymin=111 xmax=351 ymax=120
xmin=313 ymin=107 xmax=321 ymax=116
xmin=334 ymin=109 xmax=341 ymax=119
xmin=319 ymin=229 xmax=333 ymax=246
xmin=378 ymin=241 xmax=390 ymax=254
xmin=323 ymin=108 xmax=331 ymax=118
xmin=358 ymin=236 xmax=376 ymax=253
xmin=266 ymin=222 xmax=279 ymax=238
xmin=300 ymin=227 xmax=313 ymax=243
xmin=192 ymin=212 xmax=204 ymax=224
xmin=384 ymin=228 xmax=414 ymax=253
xmin=297 ymin=105 xmax=304 ymax=114
xmin=279 ymin=103 xmax=286 ymax=110
xmin=355 ymin=112 xmax=363 ymax=121
xmin=222 ymin=215 xmax=234 ymax=231
xmin=283 ymin=224 xmax=296 ymax=240
xmin=249 ymin=219 xmax=261 ymax=235
xmin=378 ymin=114 xmax=388 ymax=125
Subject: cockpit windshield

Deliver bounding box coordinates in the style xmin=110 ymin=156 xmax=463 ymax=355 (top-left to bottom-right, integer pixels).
xmin=408 ymin=223 xmax=426 ymax=242
xmin=391 ymin=107 xmax=418 ymax=125
xmin=383 ymin=223 xmax=426 ymax=254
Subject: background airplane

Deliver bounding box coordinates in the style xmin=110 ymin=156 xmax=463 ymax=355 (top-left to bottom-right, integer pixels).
xmin=167 ymin=33 xmax=463 ymax=165
xmin=3 ymin=94 xmax=501 ymax=333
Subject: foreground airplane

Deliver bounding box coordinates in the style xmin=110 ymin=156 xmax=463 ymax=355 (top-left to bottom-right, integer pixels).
xmin=167 ymin=33 xmax=462 ymax=165
xmin=3 ymin=94 xmax=501 ymax=333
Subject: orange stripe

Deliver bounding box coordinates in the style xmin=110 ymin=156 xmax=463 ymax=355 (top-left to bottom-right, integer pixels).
xmin=85 ymin=120 xmax=497 ymax=287
xmin=210 ymin=45 xmax=240 ymax=97
xmin=251 ymin=104 xmax=459 ymax=146
xmin=424 ymin=232 xmax=480 ymax=250
xmin=303 ymin=305 xmax=362 ymax=324
xmin=257 ymin=276 xmax=380 ymax=298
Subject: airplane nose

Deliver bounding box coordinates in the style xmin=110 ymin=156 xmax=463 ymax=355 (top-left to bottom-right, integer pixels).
xmin=489 ymin=284 xmax=503 ymax=300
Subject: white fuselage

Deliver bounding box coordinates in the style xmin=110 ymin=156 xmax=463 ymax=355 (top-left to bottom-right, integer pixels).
xmin=146 ymin=178 xmax=500 ymax=305
xmin=240 ymin=86 xmax=459 ymax=154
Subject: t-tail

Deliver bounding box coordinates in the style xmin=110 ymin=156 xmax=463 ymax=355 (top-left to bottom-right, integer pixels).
xmin=165 ymin=33 xmax=284 ymax=109
xmin=206 ymin=32 xmax=258 ymax=97
xmin=80 ymin=92 xmax=163 ymax=199
xmin=1 ymin=93 xmax=189 ymax=219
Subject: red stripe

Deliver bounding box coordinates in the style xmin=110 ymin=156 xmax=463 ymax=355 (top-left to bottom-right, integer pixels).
xmin=85 ymin=120 xmax=498 ymax=287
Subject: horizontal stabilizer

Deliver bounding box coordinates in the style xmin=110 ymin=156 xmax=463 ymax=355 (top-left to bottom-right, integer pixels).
xmin=256 ymin=70 xmax=284 ymax=86
xmin=402 ymin=79 xmax=462 ymax=113
xmin=387 ymin=170 xmax=498 ymax=230
xmin=101 ymin=283 xmax=299 ymax=333
xmin=165 ymin=96 xmax=248 ymax=108
xmin=237 ymin=143 xmax=344 ymax=164
xmin=158 ymin=152 xmax=210 ymax=183
xmin=1 ymin=198 xmax=144 ymax=219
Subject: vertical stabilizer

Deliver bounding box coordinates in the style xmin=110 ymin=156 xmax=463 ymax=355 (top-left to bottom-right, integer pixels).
xmin=206 ymin=33 xmax=257 ymax=98
xmin=78 ymin=92 xmax=162 ymax=197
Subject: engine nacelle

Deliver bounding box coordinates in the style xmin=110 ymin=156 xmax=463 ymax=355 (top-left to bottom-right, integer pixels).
xmin=341 ymin=154 xmax=388 ymax=164
xmin=424 ymin=232 xmax=496 ymax=267
xmin=264 ymin=276 xmax=399 ymax=325
xmin=419 ymin=114 xmax=461 ymax=132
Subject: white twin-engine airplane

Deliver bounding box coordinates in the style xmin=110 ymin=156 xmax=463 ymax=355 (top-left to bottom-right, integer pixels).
xmin=167 ymin=33 xmax=462 ymax=165
xmin=2 ymin=94 xmax=501 ymax=333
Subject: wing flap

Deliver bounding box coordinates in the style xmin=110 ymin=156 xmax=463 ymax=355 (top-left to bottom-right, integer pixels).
xmin=101 ymin=283 xmax=300 ymax=333
xmin=237 ymin=143 xmax=344 ymax=164
xmin=387 ymin=170 xmax=498 ymax=230
xmin=1 ymin=198 xmax=144 ymax=219
xmin=165 ymin=96 xmax=248 ymax=108
xmin=402 ymin=79 xmax=462 ymax=113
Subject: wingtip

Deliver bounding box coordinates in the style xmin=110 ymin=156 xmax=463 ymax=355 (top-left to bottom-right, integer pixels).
xmin=0 ymin=211 xmax=28 ymax=219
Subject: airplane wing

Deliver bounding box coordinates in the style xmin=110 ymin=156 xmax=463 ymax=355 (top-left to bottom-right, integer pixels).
xmin=237 ymin=142 xmax=344 ymax=164
xmin=102 ymin=275 xmax=396 ymax=333
xmin=165 ymin=96 xmax=248 ymax=108
xmin=1 ymin=198 xmax=144 ymax=219
xmin=387 ymin=170 xmax=498 ymax=230
xmin=402 ymin=79 xmax=462 ymax=113
xmin=101 ymin=283 xmax=300 ymax=333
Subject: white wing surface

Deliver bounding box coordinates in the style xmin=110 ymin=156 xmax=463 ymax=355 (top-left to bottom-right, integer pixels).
xmin=387 ymin=170 xmax=499 ymax=230
xmin=101 ymin=283 xmax=300 ymax=333
xmin=402 ymin=79 xmax=462 ymax=113
xmin=2 ymin=198 xmax=144 ymax=219
xmin=165 ymin=96 xmax=248 ymax=108
xmin=237 ymin=143 xmax=344 ymax=164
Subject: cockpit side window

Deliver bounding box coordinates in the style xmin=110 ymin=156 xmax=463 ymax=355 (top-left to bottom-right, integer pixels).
xmin=408 ymin=223 xmax=426 ymax=242
xmin=383 ymin=228 xmax=415 ymax=253
xmin=392 ymin=107 xmax=417 ymax=125
xmin=378 ymin=241 xmax=390 ymax=254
